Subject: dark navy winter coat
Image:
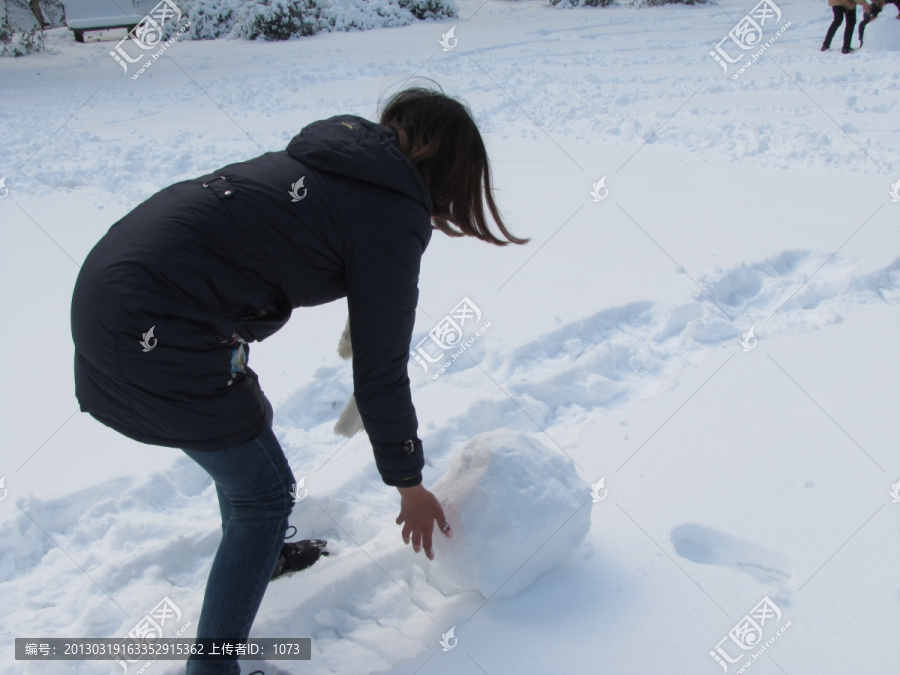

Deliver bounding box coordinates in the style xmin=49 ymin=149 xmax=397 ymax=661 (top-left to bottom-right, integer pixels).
xmin=70 ymin=115 xmax=431 ymax=487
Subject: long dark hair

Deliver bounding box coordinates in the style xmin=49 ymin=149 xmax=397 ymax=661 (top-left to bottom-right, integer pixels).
xmin=378 ymin=85 xmax=529 ymax=246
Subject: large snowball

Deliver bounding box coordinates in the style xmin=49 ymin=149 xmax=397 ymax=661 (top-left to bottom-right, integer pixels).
xmin=864 ymin=13 xmax=900 ymax=51
xmin=427 ymin=429 xmax=592 ymax=600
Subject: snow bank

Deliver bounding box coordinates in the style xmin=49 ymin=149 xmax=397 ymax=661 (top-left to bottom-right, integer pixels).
xmin=863 ymin=12 xmax=900 ymax=51
xmin=427 ymin=429 xmax=591 ymax=600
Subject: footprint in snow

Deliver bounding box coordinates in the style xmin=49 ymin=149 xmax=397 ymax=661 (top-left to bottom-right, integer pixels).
xmin=671 ymin=524 xmax=794 ymax=599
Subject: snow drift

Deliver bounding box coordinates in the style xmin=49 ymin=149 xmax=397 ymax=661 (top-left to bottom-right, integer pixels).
xmin=427 ymin=429 xmax=592 ymax=600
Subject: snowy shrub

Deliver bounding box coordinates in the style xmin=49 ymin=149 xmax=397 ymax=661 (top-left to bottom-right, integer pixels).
xmin=0 ymin=0 xmax=44 ymax=56
xmin=319 ymin=0 xmax=421 ymax=31
xmin=0 ymin=0 xmax=454 ymax=51
xmin=0 ymin=13 xmax=13 ymax=44
xmin=0 ymin=24 xmax=43 ymax=56
xmin=39 ymin=0 xmax=64 ymax=26
xmin=159 ymin=0 xmax=455 ymax=41
xmin=640 ymin=0 xmax=707 ymax=5
xmin=550 ymin=0 xmax=613 ymax=7
xmin=397 ymin=0 xmax=457 ymax=20
xmin=171 ymin=0 xmax=242 ymax=40
xmin=244 ymin=0 xmax=321 ymax=40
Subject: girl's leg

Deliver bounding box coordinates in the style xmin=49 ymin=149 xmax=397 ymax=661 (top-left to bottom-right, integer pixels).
xmin=214 ymin=391 xmax=275 ymax=535
xmin=842 ymin=7 xmax=858 ymax=50
xmin=182 ymin=425 xmax=295 ymax=675
xmin=823 ymin=6 xmax=845 ymax=48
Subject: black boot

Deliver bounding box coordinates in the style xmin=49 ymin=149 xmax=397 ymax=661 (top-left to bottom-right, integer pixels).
xmin=841 ymin=46 xmax=855 ymax=53
xmin=271 ymin=528 xmax=329 ymax=580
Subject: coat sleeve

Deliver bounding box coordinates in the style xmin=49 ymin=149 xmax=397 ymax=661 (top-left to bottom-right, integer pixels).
xmin=346 ymin=217 xmax=429 ymax=488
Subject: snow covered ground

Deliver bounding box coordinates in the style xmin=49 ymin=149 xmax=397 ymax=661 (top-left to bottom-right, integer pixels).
xmin=1 ymin=0 xmax=899 ymax=673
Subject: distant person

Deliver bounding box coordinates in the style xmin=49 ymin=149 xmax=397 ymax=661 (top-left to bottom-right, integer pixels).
xmin=858 ymin=0 xmax=900 ymax=46
xmin=69 ymin=84 xmax=528 ymax=675
xmin=822 ymin=0 xmax=873 ymax=53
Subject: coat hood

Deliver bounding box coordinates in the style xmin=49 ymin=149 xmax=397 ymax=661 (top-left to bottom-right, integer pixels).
xmin=286 ymin=114 xmax=433 ymax=213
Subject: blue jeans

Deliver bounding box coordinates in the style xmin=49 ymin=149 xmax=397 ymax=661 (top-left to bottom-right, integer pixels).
xmin=181 ymin=393 xmax=294 ymax=674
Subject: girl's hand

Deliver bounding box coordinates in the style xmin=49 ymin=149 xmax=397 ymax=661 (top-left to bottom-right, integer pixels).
xmin=395 ymin=484 xmax=452 ymax=560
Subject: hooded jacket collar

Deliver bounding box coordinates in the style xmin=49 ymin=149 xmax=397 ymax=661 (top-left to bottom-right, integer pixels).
xmin=286 ymin=114 xmax=433 ymax=214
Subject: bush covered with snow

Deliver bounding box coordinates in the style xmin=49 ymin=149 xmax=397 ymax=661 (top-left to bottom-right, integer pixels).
xmin=166 ymin=0 xmax=242 ymax=40
xmin=639 ymin=0 xmax=707 ymax=4
xmin=39 ymin=0 xmax=63 ymax=25
xmin=550 ymin=0 xmax=706 ymax=7
xmin=0 ymin=21 xmax=42 ymax=57
xmin=292 ymin=0 xmax=422 ymax=34
xmin=244 ymin=0 xmax=320 ymax=40
xmin=427 ymin=429 xmax=592 ymax=600
xmin=0 ymin=0 xmax=65 ymax=56
xmin=397 ymin=0 xmax=455 ymax=20
xmin=1 ymin=0 xmax=41 ymax=56
xmin=550 ymin=0 xmax=613 ymax=7
xmin=160 ymin=0 xmax=456 ymax=42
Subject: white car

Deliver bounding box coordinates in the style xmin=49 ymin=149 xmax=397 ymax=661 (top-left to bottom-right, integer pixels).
xmin=61 ymin=0 xmax=160 ymax=42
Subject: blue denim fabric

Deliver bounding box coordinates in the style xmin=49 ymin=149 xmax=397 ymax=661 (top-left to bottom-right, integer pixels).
xmin=181 ymin=400 xmax=292 ymax=675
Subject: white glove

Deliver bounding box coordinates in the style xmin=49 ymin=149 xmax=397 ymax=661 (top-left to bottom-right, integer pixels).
xmin=334 ymin=317 xmax=364 ymax=437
